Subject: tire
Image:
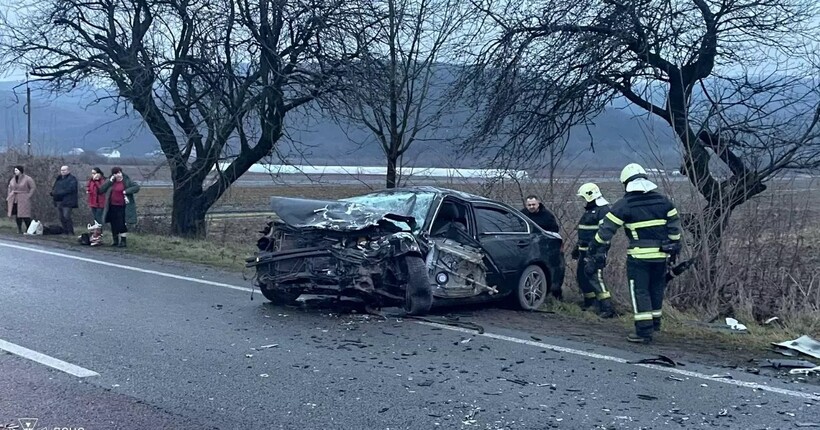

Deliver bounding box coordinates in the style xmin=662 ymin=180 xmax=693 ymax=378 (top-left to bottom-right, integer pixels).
xmin=258 ymin=281 xmax=301 ymax=305
xmin=513 ymin=265 xmax=548 ymax=311
xmin=402 ymin=256 xmax=433 ymax=315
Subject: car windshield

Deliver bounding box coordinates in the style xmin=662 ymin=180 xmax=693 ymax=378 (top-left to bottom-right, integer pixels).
xmin=341 ymin=191 xmax=435 ymax=233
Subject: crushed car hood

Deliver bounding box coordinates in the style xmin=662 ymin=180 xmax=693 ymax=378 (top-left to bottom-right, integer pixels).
xmin=269 ymin=196 xmax=416 ymax=231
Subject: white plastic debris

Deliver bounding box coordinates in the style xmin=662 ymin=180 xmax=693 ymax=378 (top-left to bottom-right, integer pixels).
xmin=725 ymin=318 xmax=747 ymax=331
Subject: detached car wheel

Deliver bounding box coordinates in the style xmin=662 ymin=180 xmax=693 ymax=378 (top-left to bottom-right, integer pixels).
xmin=514 ymin=265 xmax=548 ymax=311
xmin=402 ymin=256 xmax=433 ymax=315
xmin=258 ymin=281 xmax=301 ymax=305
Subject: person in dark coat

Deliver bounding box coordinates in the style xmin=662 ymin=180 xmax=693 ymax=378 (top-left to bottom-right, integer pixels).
xmin=520 ymin=195 xmax=560 ymax=233
xmin=51 ymin=165 xmax=79 ymax=235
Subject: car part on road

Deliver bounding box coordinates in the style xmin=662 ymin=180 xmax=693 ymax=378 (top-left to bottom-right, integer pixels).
xmin=772 ymin=335 xmax=820 ymax=360
xmin=758 ymin=359 xmax=818 ymax=369
xmin=627 ymin=355 xmax=680 ymax=367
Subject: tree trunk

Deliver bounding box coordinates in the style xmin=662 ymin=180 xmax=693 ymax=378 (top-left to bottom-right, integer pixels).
xmin=386 ymin=155 xmax=398 ymax=189
xmin=171 ymin=182 xmax=208 ymax=237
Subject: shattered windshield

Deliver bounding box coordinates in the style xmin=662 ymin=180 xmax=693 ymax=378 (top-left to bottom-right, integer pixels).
xmin=341 ymin=191 xmax=435 ymax=233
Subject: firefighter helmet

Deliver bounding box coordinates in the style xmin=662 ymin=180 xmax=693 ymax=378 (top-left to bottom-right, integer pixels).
xmin=620 ymin=163 xmax=647 ymax=184
xmin=620 ymin=163 xmax=657 ymax=192
xmin=577 ymin=183 xmax=602 ymax=203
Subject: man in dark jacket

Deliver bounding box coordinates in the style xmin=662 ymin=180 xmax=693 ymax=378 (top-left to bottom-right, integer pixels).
xmin=521 ymin=195 xmax=559 ymax=233
xmin=51 ymin=165 xmax=79 ymax=235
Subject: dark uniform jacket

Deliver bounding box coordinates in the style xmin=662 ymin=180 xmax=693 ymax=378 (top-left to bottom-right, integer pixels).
xmin=576 ymin=201 xmax=610 ymax=252
xmin=521 ymin=204 xmax=559 ymax=233
xmin=589 ymin=191 xmax=681 ymax=262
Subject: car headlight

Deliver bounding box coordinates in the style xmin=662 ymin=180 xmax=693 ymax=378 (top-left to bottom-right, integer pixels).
xmin=435 ymin=272 xmax=449 ymax=285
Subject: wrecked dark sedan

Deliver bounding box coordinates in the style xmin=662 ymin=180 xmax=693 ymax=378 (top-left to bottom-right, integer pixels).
xmin=247 ymin=186 xmax=565 ymax=315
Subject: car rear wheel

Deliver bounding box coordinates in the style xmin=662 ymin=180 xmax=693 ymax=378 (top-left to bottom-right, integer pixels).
xmin=402 ymin=256 xmax=433 ymax=315
xmin=258 ymin=281 xmax=301 ymax=305
xmin=514 ymin=265 xmax=548 ymax=310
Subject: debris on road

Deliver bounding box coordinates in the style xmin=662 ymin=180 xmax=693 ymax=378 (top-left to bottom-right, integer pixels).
xmin=259 ymin=373 xmax=270 ymax=378
xmin=772 ymin=335 xmax=820 ymax=360
xmin=789 ymin=366 xmax=820 ymax=376
xmin=758 ymin=359 xmax=817 ymax=369
xmin=627 ymin=354 xmax=679 ymax=367
xmin=795 ymin=423 xmax=820 ymax=428
xmin=708 ymin=374 xmax=733 ymax=379
xmin=636 ymin=394 xmax=658 ymax=400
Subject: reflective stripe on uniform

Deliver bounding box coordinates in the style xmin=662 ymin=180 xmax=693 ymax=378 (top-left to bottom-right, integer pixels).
xmin=577 ymin=224 xmax=599 ymax=230
xmin=668 ymin=233 xmax=681 ymax=240
xmin=625 ymin=219 xmax=667 ymax=229
xmin=651 ymin=310 xmax=662 ymax=318
xmin=597 ymin=270 xmax=608 ymax=293
xmin=634 ymin=312 xmax=654 ymax=321
xmin=584 ymin=292 xmax=597 ymax=299
xmin=578 ymin=246 xmax=589 ymax=251
xmin=628 ymin=247 xmax=667 ymax=259
xmin=597 ymin=291 xmax=611 ymax=300
xmin=667 ymin=208 xmax=678 ymax=217
xmin=595 ymin=233 xmax=609 ymax=244
xmin=629 ymin=279 xmax=638 ymax=314
xmin=605 ymin=212 xmax=624 ymax=225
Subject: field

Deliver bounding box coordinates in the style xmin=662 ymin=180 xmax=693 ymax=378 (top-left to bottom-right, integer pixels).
xmin=2 ymin=152 xmax=818 ymax=339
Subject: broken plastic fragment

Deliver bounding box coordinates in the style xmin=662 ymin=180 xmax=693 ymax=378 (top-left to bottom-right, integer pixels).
xmin=725 ymin=317 xmax=747 ymax=331
xmin=772 ymin=336 xmax=820 ymax=360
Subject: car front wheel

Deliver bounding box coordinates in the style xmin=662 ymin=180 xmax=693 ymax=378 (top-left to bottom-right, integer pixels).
xmin=258 ymin=281 xmax=301 ymax=305
xmin=402 ymin=256 xmax=433 ymax=315
xmin=514 ymin=265 xmax=548 ymax=310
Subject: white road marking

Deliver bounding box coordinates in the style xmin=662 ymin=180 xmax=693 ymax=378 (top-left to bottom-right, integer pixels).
xmin=417 ymin=321 xmax=820 ymax=402
xmin=3 ymin=240 xmax=818 ymax=401
xmin=0 ymin=338 xmax=99 ymax=378
xmin=0 ymin=241 xmax=257 ymax=294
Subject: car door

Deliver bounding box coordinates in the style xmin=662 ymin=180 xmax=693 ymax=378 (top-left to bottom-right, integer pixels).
xmin=473 ymin=204 xmax=531 ymax=287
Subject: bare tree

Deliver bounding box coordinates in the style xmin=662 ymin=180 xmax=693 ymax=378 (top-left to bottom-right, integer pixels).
xmin=1 ymin=0 xmax=371 ymax=236
xmin=331 ymin=0 xmax=469 ymax=188
xmin=465 ymin=0 xmax=820 ymax=284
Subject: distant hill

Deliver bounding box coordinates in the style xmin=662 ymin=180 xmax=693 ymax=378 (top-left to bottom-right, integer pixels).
xmin=0 ymin=76 xmax=683 ymax=172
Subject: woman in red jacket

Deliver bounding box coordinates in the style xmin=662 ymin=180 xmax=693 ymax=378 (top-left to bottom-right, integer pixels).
xmin=86 ymin=167 xmax=106 ymax=225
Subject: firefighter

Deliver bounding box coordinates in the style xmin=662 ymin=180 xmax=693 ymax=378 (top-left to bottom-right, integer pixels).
xmin=586 ymin=163 xmax=682 ymax=343
xmin=571 ymin=183 xmax=615 ymax=318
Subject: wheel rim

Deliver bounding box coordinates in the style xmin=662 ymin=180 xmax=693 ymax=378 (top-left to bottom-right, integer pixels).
xmin=523 ymin=270 xmax=545 ymax=308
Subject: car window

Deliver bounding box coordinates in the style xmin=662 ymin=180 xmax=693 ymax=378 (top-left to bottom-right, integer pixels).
xmin=475 ymin=206 xmax=529 ymax=234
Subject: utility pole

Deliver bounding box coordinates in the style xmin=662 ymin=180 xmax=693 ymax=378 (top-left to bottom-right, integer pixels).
xmin=25 ymin=72 xmax=32 ymax=156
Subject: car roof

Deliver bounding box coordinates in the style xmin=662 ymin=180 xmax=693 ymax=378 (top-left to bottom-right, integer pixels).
xmin=373 ymin=185 xmax=494 ymax=203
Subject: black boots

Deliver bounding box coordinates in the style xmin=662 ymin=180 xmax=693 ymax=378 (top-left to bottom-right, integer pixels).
xmin=597 ymin=299 xmax=615 ymax=318
xmin=627 ymin=333 xmax=652 ymax=343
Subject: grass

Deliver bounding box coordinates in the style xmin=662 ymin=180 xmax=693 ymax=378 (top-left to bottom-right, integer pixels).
xmin=0 ymin=219 xmax=250 ymax=272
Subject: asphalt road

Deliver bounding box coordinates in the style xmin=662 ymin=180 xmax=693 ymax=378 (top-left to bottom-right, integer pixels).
xmin=0 ymin=239 xmax=817 ymax=430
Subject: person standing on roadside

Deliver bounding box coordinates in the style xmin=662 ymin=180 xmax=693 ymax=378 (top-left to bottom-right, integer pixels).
xmin=99 ymin=167 xmax=140 ymax=247
xmin=7 ymin=165 xmax=36 ymax=234
xmin=520 ymin=194 xmax=560 ymax=233
xmin=86 ymin=167 xmax=106 ymax=226
xmin=587 ymin=163 xmax=682 ymax=343
xmin=51 ymin=165 xmax=78 ymax=235
xmin=572 ymin=183 xmax=615 ymax=318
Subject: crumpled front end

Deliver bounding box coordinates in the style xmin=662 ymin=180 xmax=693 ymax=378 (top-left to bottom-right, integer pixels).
xmin=424 ymin=238 xmax=497 ymax=299
xmin=248 ymin=221 xmax=421 ymax=303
